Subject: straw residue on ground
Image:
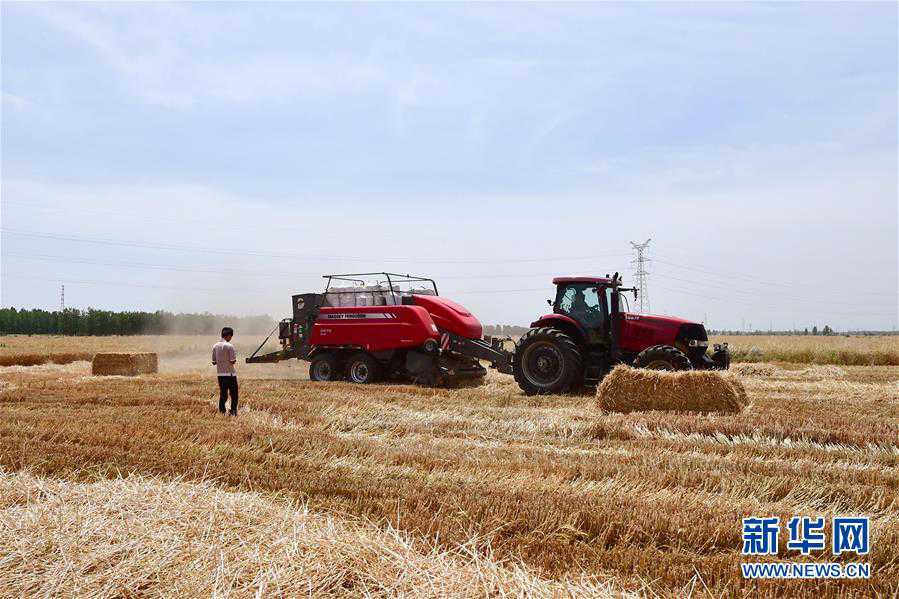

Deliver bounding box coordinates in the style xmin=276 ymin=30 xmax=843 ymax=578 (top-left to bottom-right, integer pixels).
xmin=0 ymin=470 xmax=616 ymax=598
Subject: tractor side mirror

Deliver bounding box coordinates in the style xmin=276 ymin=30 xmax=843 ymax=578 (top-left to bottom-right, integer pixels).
xmin=546 ymin=299 xmax=552 ymax=306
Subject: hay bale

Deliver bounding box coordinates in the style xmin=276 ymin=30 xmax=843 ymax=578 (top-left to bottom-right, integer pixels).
xmin=0 ymin=354 xmax=47 ymax=367
xmin=596 ymin=365 xmax=748 ymax=414
xmin=91 ymin=353 xmax=158 ymax=376
xmin=0 ymin=352 xmax=95 ymax=367
xmin=49 ymin=352 xmax=94 ymax=365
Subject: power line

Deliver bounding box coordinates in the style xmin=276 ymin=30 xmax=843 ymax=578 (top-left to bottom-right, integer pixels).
xmin=651 ymin=271 xmax=894 ymax=308
xmin=654 ymin=283 xmax=897 ymax=318
xmin=655 ymin=257 xmax=896 ymax=297
xmin=0 ymin=228 xmax=631 ymax=265
xmin=5 ymin=249 xmax=894 ymax=311
xmin=0 ymin=272 xmax=546 ymax=297
xmin=5 ymin=252 xmax=320 ymax=279
xmin=2 ymin=273 xmax=235 ymax=294
xmin=3 ymin=252 xmax=631 ymax=282
xmin=7 ymin=247 xmax=893 ymax=308
xmin=630 ymin=238 xmax=651 ymax=313
xmin=0 ymin=199 xmax=316 ymax=237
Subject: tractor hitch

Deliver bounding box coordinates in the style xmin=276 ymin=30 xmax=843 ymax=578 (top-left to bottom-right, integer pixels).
xmin=441 ymin=332 xmax=514 ymax=375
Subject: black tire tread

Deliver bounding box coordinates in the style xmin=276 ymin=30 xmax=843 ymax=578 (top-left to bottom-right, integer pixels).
xmin=346 ymin=352 xmax=381 ymax=384
xmin=309 ymin=353 xmax=339 ymax=381
xmin=633 ymin=344 xmax=692 ymax=371
xmin=513 ymin=327 xmax=583 ymax=395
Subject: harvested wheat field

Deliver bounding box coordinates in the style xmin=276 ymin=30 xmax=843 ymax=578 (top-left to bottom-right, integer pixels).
xmin=1 ymin=337 xmax=898 ymax=597
xmin=0 ymin=471 xmax=614 ymax=597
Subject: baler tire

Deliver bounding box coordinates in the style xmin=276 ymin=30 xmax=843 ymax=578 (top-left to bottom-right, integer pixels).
xmin=633 ymin=345 xmax=692 ymax=371
xmin=309 ymin=353 xmax=340 ymax=382
xmin=346 ymin=352 xmax=381 ymax=384
xmin=513 ymin=327 xmax=583 ymax=395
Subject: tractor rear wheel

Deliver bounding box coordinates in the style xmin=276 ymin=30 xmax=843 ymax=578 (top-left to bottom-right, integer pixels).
xmin=309 ymin=353 xmax=340 ymax=381
xmin=514 ymin=327 xmax=583 ymax=395
xmin=346 ymin=352 xmax=381 ymax=384
xmin=633 ymin=345 xmax=692 ymax=371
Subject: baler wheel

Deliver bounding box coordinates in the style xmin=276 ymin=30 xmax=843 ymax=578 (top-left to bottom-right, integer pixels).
xmin=633 ymin=345 xmax=692 ymax=371
xmin=513 ymin=327 xmax=583 ymax=395
xmin=309 ymin=353 xmax=340 ymax=381
xmin=346 ymin=352 xmax=381 ymax=384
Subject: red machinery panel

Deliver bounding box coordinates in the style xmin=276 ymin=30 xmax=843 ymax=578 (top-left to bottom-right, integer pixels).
xmin=310 ymin=305 xmax=439 ymax=352
xmin=616 ymin=313 xmax=687 ymax=353
xmin=411 ymin=295 xmax=483 ymax=339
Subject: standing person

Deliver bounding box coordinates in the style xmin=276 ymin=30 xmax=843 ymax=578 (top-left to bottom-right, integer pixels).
xmin=212 ymin=327 xmax=238 ymax=416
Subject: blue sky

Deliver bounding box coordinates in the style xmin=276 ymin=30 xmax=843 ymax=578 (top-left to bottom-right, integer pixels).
xmin=2 ymin=2 xmax=897 ymax=330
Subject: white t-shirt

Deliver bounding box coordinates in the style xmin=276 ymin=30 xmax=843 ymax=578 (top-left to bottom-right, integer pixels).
xmin=212 ymin=340 xmax=237 ymax=376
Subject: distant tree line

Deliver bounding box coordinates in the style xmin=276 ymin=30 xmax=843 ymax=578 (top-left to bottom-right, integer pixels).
xmin=0 ymin=308 xmax=275 ymax=336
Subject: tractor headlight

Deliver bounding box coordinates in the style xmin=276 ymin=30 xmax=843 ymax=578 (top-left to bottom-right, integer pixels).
xmin=688 ymin=339 xmax=709 ymax=348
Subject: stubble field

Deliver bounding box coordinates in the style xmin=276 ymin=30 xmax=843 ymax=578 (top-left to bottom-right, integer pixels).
xmin=1 ymin=334 xmax=897 ymax=597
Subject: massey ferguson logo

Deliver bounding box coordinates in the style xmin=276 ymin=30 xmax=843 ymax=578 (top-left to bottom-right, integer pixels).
xmin=320 ymin=313 xmax=397 ymax=320
xmin=625 ymin=314 xmax=641 ymax=321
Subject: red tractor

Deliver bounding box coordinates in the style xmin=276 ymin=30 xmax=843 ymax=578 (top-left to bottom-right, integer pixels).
xmin=247 ymin=272 xmax=729 ymax=394
xmin=510 ymin=272 xmax=730 ymax=394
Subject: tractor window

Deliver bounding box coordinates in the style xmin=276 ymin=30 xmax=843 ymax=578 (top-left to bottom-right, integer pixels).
xmin=605 ymin=287 xmax=629 ymax=313
xmin=557 ymin=284 xmax=603 ymax=327
xmin=619 ymin=293 xmax=630 ymax=313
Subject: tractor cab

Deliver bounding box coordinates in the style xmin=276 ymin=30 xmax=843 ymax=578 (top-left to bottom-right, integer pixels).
xmin=550 ymin=276 xmax=634 ymax=345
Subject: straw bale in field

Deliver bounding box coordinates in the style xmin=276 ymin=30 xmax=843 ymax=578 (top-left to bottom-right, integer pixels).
xmin=0 ymin=352 xmax=95 ymax=367
xmin=48 ymin=352 xmax=94 ymax=364
xmin=0 ymin=354 xmax=47 ymax=367
xmin=91 ymin=352 xmax=158 ymax=376
xmin=596 ymin=365 xmax=748 ymax=414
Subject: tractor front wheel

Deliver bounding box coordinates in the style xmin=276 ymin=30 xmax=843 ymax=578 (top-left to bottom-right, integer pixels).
xmin=514 ymin=327 xmax=583 ymax=395
xmin=633 ymin=345 xmax=692 ymax=371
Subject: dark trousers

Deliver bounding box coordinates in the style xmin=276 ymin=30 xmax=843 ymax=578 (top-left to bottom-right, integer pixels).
xmin=218 ymin=376 xmax=238 ymax=414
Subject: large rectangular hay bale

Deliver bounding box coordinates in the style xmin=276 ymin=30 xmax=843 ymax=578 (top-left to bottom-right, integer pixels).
xmin=0 ymin=353 xmax=47 ymax=367
xmin=91 ymin=352 xmax=158 ymax=376
xmin=596 ymin=365 xmax=748 ymax=414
